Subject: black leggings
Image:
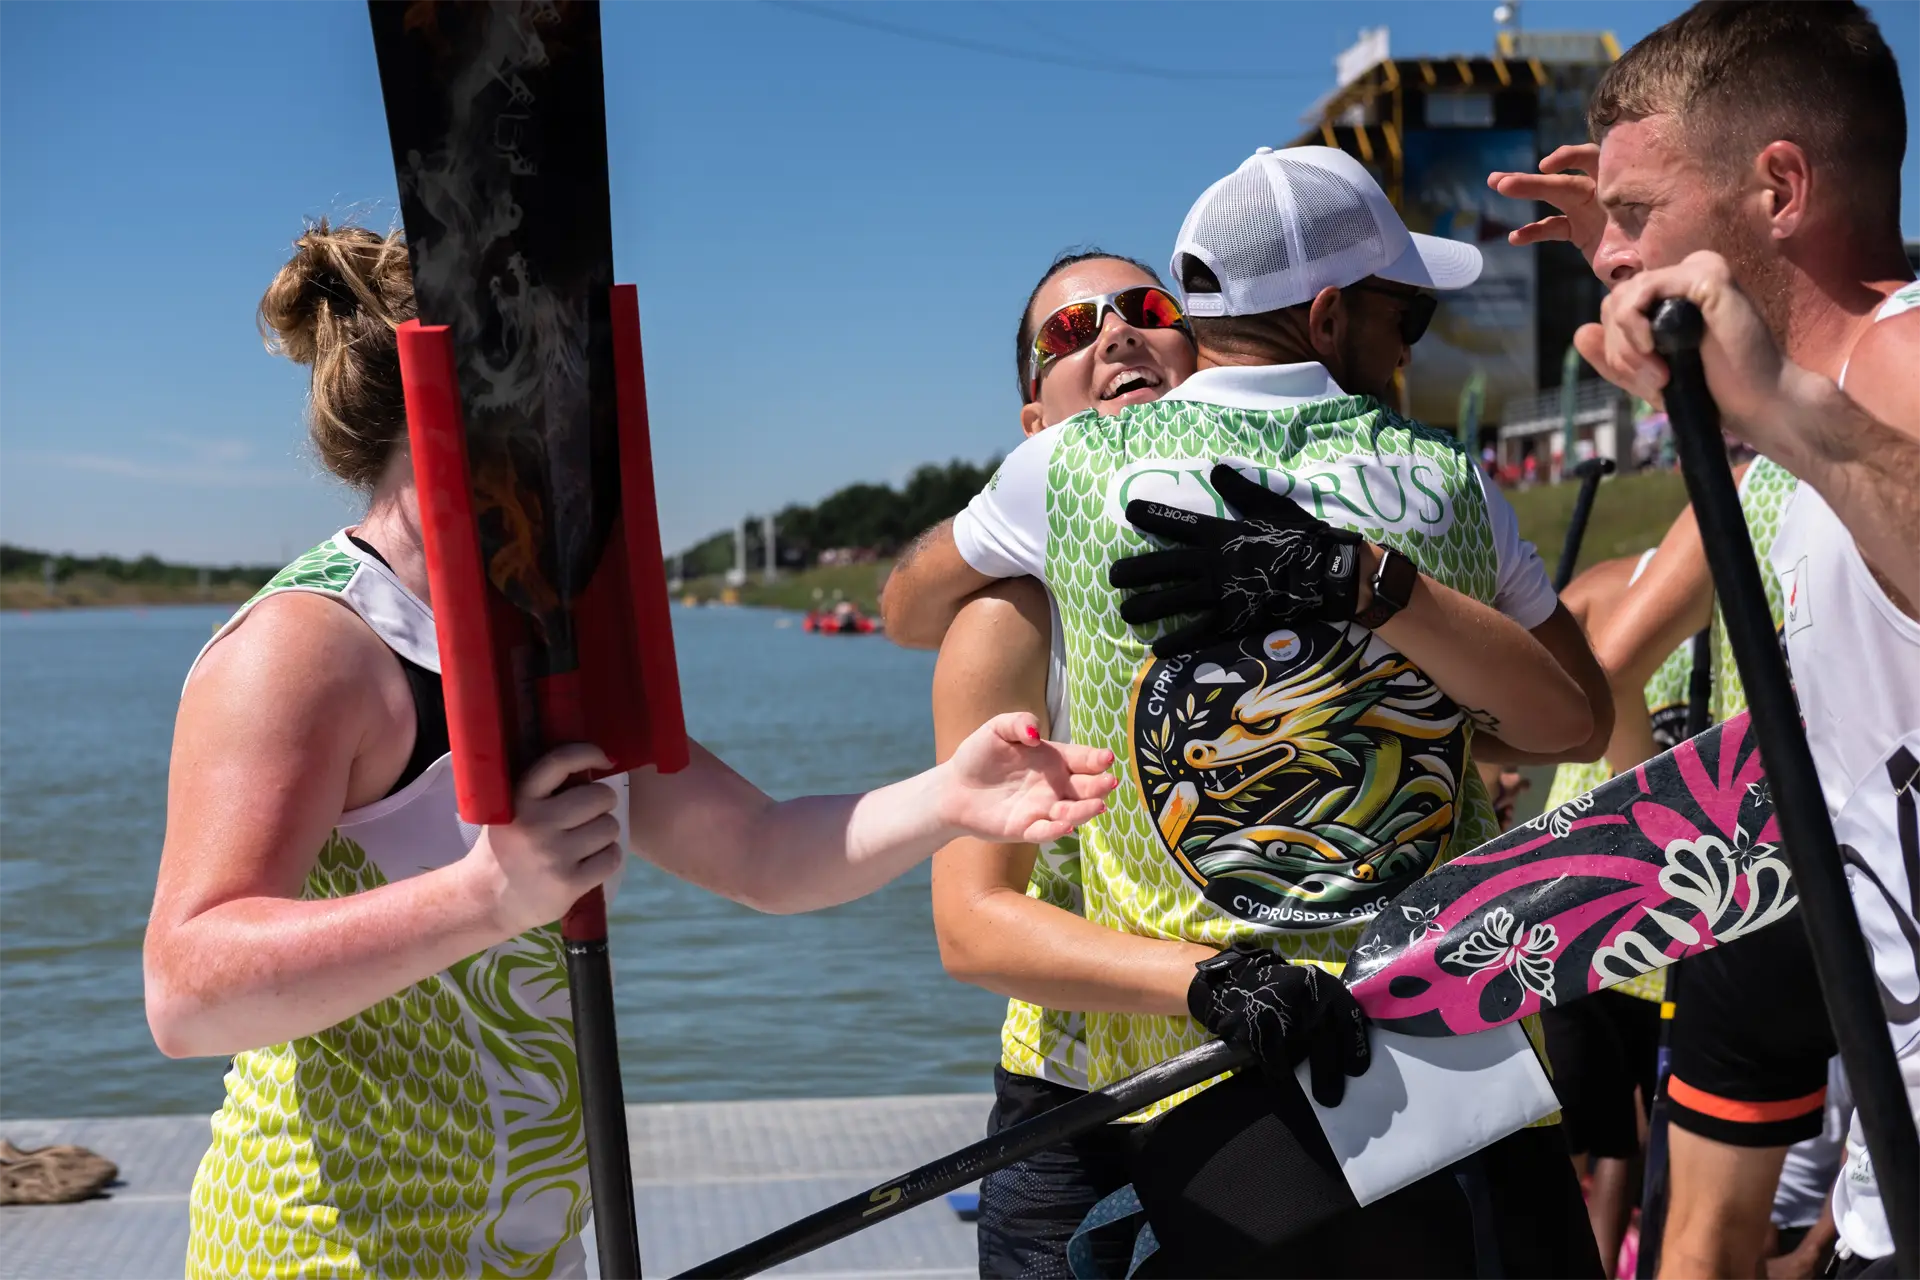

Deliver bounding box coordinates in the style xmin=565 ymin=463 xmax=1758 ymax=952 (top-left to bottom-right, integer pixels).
xmin=977 ymin=1069 xmax=1133 ymax=1279
xmin=1542 ymin=990 xmax=1663 ymax=1158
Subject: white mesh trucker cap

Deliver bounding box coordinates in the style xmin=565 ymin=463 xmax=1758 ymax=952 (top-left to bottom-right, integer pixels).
xmin=1171 ymin=145 xmax=1483 ymax=317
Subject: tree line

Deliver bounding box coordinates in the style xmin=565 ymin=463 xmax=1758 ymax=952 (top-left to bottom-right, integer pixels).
xmin=673 ymin=458 xmax=999 ymax=577
xmin=0 ymin=544 xmax=278 ymax=588
xmin=6 ymin=454 xmax=1004 ymax=590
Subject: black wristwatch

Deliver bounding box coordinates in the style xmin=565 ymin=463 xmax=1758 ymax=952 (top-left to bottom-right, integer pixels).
xmin=1353 ymin=547 xmax=1417 ymax=629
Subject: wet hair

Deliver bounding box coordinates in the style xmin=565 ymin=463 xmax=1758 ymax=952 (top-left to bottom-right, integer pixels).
xmin=1588 ymin=1 xmax=1904 ymax=231
xmin=258 ymin=219 xmax=417 ymax=489
xmin=1016 ymin=248 xmax=1165 ymax=402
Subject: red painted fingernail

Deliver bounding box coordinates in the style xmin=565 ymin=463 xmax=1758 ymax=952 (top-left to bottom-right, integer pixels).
xmin=1025 ymin=726 xmax=1040 ymax=741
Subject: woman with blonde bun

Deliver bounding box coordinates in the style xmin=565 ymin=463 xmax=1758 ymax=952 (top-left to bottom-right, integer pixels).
xmin=146 ymin=220 xmax=1116 ymax=1278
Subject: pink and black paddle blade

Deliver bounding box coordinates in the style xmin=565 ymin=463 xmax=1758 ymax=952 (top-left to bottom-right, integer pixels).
xmin=1346 ymin=712 xmax=1791 ymax=1036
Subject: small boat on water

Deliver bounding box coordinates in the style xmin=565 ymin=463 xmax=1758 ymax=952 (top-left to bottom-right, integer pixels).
xmin=803 ymin=602 xmax=880 ymax=635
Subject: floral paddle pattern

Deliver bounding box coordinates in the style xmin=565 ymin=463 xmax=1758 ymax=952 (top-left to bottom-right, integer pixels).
xmin=1345 ymin=711 xmax=1796 ymax=1035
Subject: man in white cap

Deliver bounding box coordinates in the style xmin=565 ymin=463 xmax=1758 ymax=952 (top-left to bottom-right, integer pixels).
xmin=884 ymin=146 xmax=1610 ymax=1275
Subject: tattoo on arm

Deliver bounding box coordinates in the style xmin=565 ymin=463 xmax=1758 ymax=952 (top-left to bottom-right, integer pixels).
xmin=1460 ymin=704 xmax=1502 ymax=734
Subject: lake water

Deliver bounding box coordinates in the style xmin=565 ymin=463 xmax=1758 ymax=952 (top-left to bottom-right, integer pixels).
xmin=0 ymin=602 xmax=1558 ymax=1123
xmin=0 ymin=603 xmax=1008 ymax=1120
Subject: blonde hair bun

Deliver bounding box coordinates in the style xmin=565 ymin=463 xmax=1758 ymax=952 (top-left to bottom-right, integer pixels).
xmin=258 ymin=219 xmax=416 ymax=489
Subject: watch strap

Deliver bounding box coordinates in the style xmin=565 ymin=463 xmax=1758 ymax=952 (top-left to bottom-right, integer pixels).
xmin=1353 ymin=548 xmax=1416 ymax=629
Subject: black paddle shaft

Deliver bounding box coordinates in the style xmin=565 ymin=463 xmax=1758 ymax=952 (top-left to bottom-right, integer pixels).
xmin=1685 ymin=623 xmax=1714 ymax=740
xmin=675 ymin=1041 xmax=1254 ymax=1278
xmin=1652 ymin=298 xmax=1919 ymax=1277
xmin=1635 ymin=967 xmax=1680 ymax=1280
xmin=567 ymin=939 xmax=641 ymax=1280
xmin=1553 ymin=456 xmax=1618 ymax=592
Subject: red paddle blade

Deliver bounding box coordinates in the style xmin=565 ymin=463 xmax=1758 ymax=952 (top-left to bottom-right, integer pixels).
xmin=398 ymin=301 xmax=689 ymax=825
xmin=377 ymin=3 xmax=688 ymax=822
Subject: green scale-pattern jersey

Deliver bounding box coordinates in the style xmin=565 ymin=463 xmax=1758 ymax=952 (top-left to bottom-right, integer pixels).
xmin=184 ymin=535 xmax=598 ymax=1279
xmin=1712 ymin=455 xmax=1799 ymax=722
xmin=1034 ymin=394 xmax=1506 ymax=1108
xmin=999 ymin=831 xmax=1092 ymax=1086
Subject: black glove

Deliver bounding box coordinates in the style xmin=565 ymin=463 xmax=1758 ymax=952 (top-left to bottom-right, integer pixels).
xmin=1108 ymin=463 xmax=1363 ymax=657
xmin=1187 ymin=946 xmax=1372 ymax=1106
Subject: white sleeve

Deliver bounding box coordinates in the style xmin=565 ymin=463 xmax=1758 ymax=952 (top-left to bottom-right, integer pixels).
xmin=950 ymin=425 xmax=1061 ymax=582
xmin=1476 ymin=468 xmax=1560 ymax=631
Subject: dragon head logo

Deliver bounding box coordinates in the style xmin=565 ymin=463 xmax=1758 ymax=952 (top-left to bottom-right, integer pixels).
xmin=1129 ymin=622 xmax=1467 ymax=930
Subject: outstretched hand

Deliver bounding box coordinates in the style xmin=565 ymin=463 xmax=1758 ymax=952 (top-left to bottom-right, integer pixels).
xmin=1487 ymin=143 xmax=1605 ymax=264
xmin=939 ymin=713 xmax=1117 ymax=843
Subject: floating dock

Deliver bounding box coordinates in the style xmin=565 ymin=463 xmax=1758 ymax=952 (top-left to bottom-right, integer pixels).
xmin=0 ymin=1094 xmax=989 ymax=1278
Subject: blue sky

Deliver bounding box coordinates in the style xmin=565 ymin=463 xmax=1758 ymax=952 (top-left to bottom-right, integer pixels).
xmin=3 ymin=1 xmax=1917 ymax=564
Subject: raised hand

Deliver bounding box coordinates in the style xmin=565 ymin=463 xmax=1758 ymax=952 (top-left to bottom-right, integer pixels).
xmin=938 ymin=712 xmax=1117 ymax=843
xmin=1108 ymin=463 xmax=1363 ymax=658
xmin=1188 ymin=946 xmax=1372 ymax=1105
xmin=1488 ymin=143 xmax=1605 ymax=265
xmin=1573 ymin=249 xmax=1792 ymax=435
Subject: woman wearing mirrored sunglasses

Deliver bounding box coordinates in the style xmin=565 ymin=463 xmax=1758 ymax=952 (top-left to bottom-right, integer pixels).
xmin=927 ymin=251 xmax=1198 ymax=1278
xmin=1016 ymin=253 xmax=1198 ymax=436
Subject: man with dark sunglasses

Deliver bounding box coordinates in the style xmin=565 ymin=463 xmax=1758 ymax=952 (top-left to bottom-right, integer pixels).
xmin=887 ymin=145 xmax=1614 ymax=1276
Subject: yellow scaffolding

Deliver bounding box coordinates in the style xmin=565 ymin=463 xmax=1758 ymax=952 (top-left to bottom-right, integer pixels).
xmin=1290 ymin=38 xmax=1618 ymax=217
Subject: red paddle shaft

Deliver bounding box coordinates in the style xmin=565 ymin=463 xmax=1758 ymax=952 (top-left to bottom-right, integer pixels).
xmin=534 ymin=670 xmax=609 ymax=944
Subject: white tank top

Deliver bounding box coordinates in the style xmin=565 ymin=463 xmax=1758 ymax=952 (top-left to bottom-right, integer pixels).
xmin=1772 ymin=280 xmax=1920 ymax=1261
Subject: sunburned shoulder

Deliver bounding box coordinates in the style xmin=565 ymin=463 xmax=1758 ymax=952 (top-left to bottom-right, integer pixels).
xmin=186 ymin=591 xmax=400 ymax=731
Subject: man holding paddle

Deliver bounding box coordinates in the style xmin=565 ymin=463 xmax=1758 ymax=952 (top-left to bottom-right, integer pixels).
xmin=1490 ymin=2 xmax=1918 ymax=1274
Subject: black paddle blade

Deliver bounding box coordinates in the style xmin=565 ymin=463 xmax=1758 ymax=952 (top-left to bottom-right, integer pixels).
xmin=676 ymin=1042 xmax=1253 ymax=1278
xmin=370 ymin=0 xmax=621 ymax=667
xmin=1345 ymin=712 xmax=1791 ymax=1035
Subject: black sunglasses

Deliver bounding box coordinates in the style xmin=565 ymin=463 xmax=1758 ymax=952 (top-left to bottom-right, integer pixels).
xmin=1344 ymin=281 xmax=1439 ymax=347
